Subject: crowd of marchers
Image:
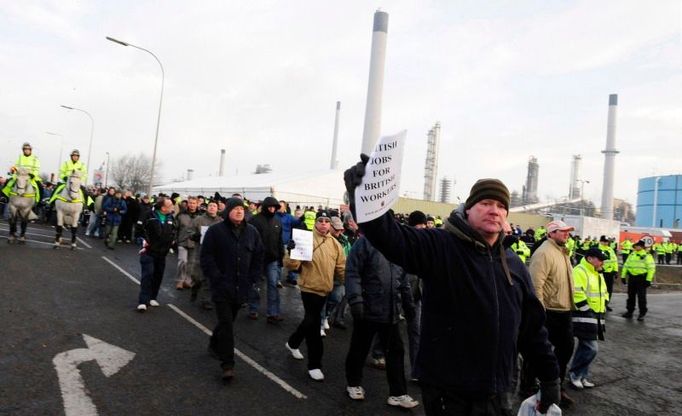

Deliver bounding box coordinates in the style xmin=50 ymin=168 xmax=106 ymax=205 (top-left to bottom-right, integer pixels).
xmin=2 ymin=144 xmax=665 ymax=415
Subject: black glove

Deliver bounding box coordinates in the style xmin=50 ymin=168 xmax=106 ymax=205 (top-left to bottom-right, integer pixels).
xmin=644 ymin=280 xmax=651 ymax=288
xmin=621 ymin=278 xmax=627 ymax=285
xmin=190 ymin=232 xmax=201 ymax=242
xmin=350 ymin=303 xmax=364 ymax=321
xmin=516 ymin=250 xmax=524 ymax=255
xmin=286 ymin=240 xmax=296 ymax=252
xmin=343 ymin=154 xmax=370 ymax=204
xmin=29 ymin=173 xmax=35 ymax=179
xmin=537 ymin=378 xmax=560 ymax=414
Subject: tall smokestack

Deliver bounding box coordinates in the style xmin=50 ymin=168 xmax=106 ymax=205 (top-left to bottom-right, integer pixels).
xmin=522 ymin=156 xmax=539 ymax=204
xmin=360 ymin=10 xmax=388 ymax=156
xmin=569 ymin=155 xmax=582 ymax=199
xmin=601 ymin=94 xmax=619 ymax=220
xmin=187 ymin=169 xmax=194 ymax=181
xmin=219 ymin=149 xmax=226 ymax=176
xmin=330 ymin=101 xmax=341 ymax=169
xmin=423 ymin=122 xmax=441 ymax=201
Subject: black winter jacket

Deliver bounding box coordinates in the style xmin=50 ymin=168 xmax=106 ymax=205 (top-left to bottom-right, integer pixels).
xmin=141 ymin=209 xmax=176 ymax=257
xmin=200 ymin=220 xmax=264 ymax=303
xmin=360 ymin=207 xmax=559 ymax=398
xmin=345 ymin=237 xmax=413 ymax=324
xmin=249 ymin=213 xmax=283 ymax=264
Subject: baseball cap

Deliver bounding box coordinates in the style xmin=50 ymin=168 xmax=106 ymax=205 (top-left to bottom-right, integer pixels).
xmin=546 ymin=220 xmax=575 ymax=233
xmin=330 ymin=216 xmax=344 ymax=230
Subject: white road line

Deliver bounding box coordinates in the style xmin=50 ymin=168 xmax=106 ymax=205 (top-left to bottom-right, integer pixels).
xmin=102 ymin=256 xmax=306 ymax=400
xmin=0 ymin=236 xmax=84 ymax=250
xmin=101 ymin=256 xmax=140 ymax=285
xmin=76 ymin=237 xmax=92 ymax=249
xmin=167 ymin=304 xmax=307 ymax=400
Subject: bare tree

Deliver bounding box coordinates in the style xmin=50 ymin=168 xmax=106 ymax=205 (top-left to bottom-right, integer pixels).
xmin=111 ymin=153 xmax=157 ymax=194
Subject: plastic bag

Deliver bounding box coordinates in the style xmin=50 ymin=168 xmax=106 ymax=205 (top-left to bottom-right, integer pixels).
xmin=517 ymin=393 xmax=562 ymax=416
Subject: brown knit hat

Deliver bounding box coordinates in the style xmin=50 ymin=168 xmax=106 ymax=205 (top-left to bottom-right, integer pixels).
xmin=464 ymin=179 xmax=510 ymax=211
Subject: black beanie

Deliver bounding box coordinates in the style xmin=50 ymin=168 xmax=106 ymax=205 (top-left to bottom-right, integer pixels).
xmin=408 ymin=210 xmax=427 ymax=226
xmin=224 ymin=197 xmax=244 ymax=216
xmin=464 ymin=179 xmax=510 ymax=211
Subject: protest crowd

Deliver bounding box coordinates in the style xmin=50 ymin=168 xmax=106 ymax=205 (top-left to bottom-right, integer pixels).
xmin=2 ymin=146 xmax=666 ymax=416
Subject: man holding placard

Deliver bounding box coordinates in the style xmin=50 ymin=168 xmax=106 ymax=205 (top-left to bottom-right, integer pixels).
xmin=344 ymin=151 xmax=560 ymax=415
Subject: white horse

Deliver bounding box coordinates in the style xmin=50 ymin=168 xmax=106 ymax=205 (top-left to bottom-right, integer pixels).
xmin=54 ymin=170 xmax=84 ymax=250
xmin=6 ymin=167 xmax=37 ymax=244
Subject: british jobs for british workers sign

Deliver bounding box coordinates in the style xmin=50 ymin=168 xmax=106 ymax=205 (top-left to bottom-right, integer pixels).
xmin=355 ymin=130 xmax=406 ymax=223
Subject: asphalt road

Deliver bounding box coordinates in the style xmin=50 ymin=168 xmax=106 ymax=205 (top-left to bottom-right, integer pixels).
xmin=1 ymin=223 xmax=681 ymax=416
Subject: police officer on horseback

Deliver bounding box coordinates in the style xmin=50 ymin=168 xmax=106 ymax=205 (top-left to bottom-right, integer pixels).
xmin=49 ymin=149 xmax=89 ymax=207
xmin=2 ymin=142 xmax=43 ymax=202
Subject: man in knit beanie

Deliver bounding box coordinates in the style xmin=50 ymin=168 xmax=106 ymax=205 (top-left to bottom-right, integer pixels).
xmin=344 ymin=159 xmax=560 ymax=415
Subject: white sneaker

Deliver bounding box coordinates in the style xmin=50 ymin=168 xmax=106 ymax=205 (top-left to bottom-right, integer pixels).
xmin=346 ymin=386 xmax=365 ymax=400
xmin=136 ymin=304 xmax=147 ymax=312
xmin=149 ymin=300 xmax=160 ymax=307
xmin=387 ymin=394 xmax=419 ymax=409
xmin=320 ymin=328 xmax=327 ymax=337
xmin=285 ymin=342 xmax=304 ymax=360
xmin=582 ymin=378 xmax=595 ymax=388
xmin=323 ymin=318 xmax=330 ymax=330
xmin=308 ymin=368 xmax=324 ymax=381
xmin=569 ymin=372 xmax=584 ymax=389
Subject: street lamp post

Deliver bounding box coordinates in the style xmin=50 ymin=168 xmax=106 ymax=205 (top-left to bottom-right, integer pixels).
xmin=106 ymin=36 xmax=164 ymax=196
xmin=60 ymin=105 xmax=94 ymax=182
xmin=45 ymin=131 xmax=64 ymax=176
xmin=105 ymin=152 xmax=110 ymax=188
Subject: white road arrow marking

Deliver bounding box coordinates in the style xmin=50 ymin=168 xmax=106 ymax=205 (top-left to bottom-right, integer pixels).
xmin=53 ymin=334 xmax=135 ymax=416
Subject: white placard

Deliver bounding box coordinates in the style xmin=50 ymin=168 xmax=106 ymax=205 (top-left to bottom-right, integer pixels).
xmin=200 ymin=226 xmax=209 ymax=244
xmin=290 ymin=229 xmax=314 ymax=261
xmin=354 ymin=130 xmax=406 ymax=223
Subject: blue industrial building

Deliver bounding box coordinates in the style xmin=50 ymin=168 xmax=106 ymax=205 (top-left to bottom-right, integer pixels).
xmin=636 ymin=175 xmax=682 ymax=228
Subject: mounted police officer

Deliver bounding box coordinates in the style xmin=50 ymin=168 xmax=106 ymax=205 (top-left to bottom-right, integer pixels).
xmin=49 ymin=149 xmax=88 ymax=207
xmin=2 ymin=142 xmax=43 ymax=202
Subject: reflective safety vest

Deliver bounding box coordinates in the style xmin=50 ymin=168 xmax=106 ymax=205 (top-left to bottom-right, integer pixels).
xmin=572 ymin=258 xmax=608 ymax=340
xmin=303 ymin=210 xmax=316 ymax=231
xmin=622 ymin=249 xmax=656 ymax=282
xmin=677 ymin=244 xmax=682 ymax=253
xmin=434 ymin=217 xmax=443 ymax=228
xmin=511 ymin=240 xmax=531 ymax=263
xmin=15 ymin=154 xmax=41 ymax=177
xmin=620 ymin=240 xmax=633 ymax=255
xmin=573 ymin=258 xmax=608 ymax=314
xmin=653 ymin=243 xmax=666 ymax=255
xmin=534 ymin=227 xmax=546 ymax=241
xmin=664 ymin=242 xmax=675 ymax=254
xmin=59 ymin=159 xmax=87 ymax=182
xmin=598 ymin=244 xmax=619 ymax=273
xmin=566 ymin=238 xmax=576 ymax=257
xmin=581 ymin=240 xmax=592 ymax=251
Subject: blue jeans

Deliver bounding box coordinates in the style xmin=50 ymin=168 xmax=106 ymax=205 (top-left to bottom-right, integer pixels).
xmin=569 ymin=339 xmax=598 ymax=380
xmin=249 ymin=261 xmax=281 ymax=316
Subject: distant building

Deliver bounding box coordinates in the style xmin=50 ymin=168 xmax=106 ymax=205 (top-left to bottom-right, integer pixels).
xmin=635 ymin=174 xmax=682 ymax=228
xmin=522 ymin=156 xmax=539 ymax=205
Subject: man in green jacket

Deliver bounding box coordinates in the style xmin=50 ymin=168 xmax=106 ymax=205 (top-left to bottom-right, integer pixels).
xmin=621 ymin=240 xmax=656 ymax=321
xmin=569 ymin=248 xmax=609 ymax=390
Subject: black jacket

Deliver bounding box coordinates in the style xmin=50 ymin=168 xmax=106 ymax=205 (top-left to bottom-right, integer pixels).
xmin=141 ymin=209 xmax=175 ymax=257
xmin=345 ymin=237 xmax=413 ymax=324
xmin=249 ymin=213 xmax=283 ymax=264
xmin=359 ymin=207 xmax=558 ymax=398
xmin=200 ymin=219 xmax=264 ymax=303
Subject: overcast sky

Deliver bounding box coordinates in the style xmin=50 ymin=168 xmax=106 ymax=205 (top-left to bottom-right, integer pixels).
xmin=1 ymin=0 xmax=680 ymax=206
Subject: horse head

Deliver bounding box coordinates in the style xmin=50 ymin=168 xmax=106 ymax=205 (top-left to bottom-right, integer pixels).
xmin=13 ymin=167 xmax=32 ymax=194
xmin=65 ymin=170 xmax=82 ymax=201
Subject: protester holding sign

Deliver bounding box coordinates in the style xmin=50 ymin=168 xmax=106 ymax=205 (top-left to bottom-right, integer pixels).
xmin=344 ymin=156 xmax=560 ymax=415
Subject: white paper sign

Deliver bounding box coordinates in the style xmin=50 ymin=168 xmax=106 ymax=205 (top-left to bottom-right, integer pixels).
xmin=200 ymin=226 xmax=209 ymax=244
xmin=354 ymin=130 xmax=406 ymax=223
xmin=290 ymin=229 xmax=314 ymax=261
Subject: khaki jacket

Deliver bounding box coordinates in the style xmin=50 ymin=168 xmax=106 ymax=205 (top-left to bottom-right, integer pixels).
xmin=529 ymin=238 xmax=575 ymax=311
xmin=286 ymin=228 xmax=345 ymax=296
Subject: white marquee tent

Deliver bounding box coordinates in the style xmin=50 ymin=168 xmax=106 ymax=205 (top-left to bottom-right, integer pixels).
xmin=153 ymin=170 xmax=346 ymax=208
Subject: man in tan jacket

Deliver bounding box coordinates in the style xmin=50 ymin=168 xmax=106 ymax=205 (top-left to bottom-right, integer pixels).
xmin=525 ymin=220 xmax=576 ymax=408
xmin=285 ymin=210 xmax=345 ymax=381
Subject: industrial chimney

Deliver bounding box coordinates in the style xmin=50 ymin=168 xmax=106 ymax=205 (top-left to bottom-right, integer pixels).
xmin=330 ymin=101 xmax=341 ymax=170
xmin=522 ymin=156 xmax=539 ymax=204
xmin=423 ymin=122 xmax=441 ymax=201
xmin=569 ymin=155 xmax=582 ymax=199
xmin=219 ymin=149 xmax=226 ymax=176
xmin=360 ymin=10 xmax=389 ymax=156
xmin=439 ymin=176 xmax=453 ymax=203
xmin=600 ymin=94 xmax=619 ymax=220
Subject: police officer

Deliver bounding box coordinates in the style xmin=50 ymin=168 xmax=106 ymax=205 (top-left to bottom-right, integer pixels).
xmin=50 ymin=149 xmax=88 ymax=203
xmin=621 ymin=240 xmax=656 ymax=321
xmin=2 ymin=142 xmax=42 ymax=202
